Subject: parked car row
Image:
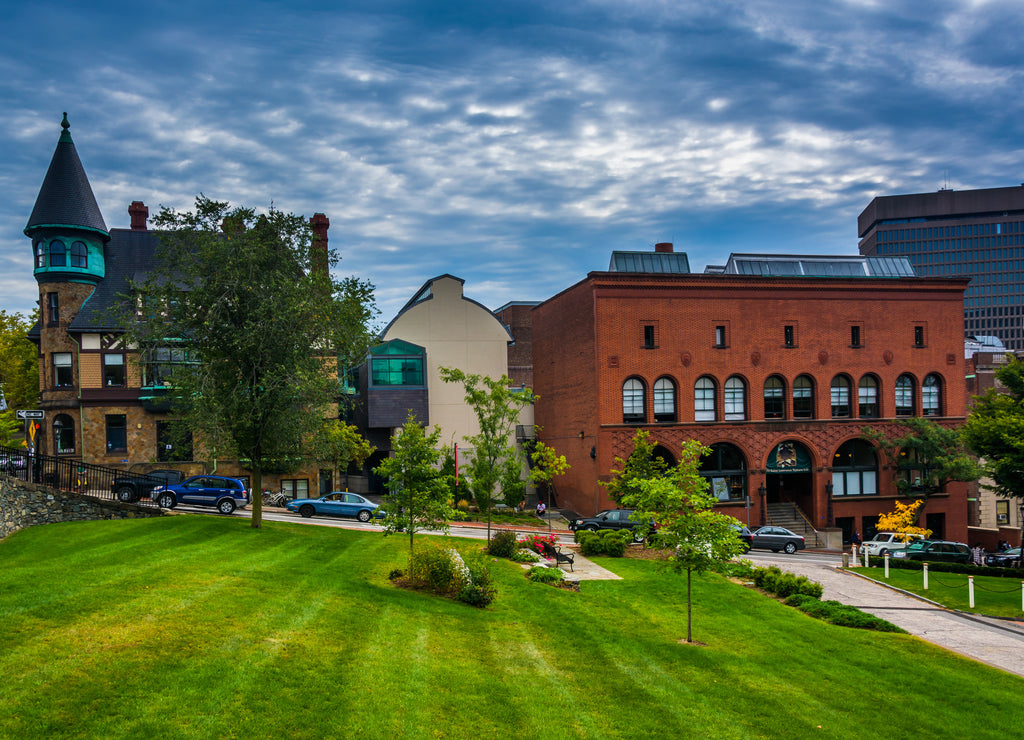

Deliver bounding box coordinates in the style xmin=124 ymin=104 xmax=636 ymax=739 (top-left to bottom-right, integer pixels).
xmin=892 ymin=540 xmax=971 ymax=564
xmin=733 ymin=525 xmax=806 ymax=554
xmin=860 ymin=532 xmax=924 ymax=558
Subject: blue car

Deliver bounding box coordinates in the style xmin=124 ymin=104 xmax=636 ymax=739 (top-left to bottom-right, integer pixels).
xmin=152 ymin=475 xmax=249 ymax=515
xmin=286 ymin=491 xmax=381 ymax=522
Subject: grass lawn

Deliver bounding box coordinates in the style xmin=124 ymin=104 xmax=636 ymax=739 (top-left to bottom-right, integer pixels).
xmin=850 ymin=565 xmax=1024 ymax=618
xmin=2 ymin=517 xmax=1022 ymax=740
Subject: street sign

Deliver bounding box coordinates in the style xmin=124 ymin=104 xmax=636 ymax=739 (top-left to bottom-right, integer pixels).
xmin=16 ymin=410 xmax=44 ymax=420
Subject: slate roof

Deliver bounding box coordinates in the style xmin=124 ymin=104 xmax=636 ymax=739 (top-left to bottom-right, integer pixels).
xmin=24 ymin=114 xmax=108 ymax=240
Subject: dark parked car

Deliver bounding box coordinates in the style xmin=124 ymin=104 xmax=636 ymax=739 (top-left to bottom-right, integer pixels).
xmin=749 ymin=526 xmax=806 ymax=554
xmin=151 ymin=475 xmax=249 ymax=514
xmin=984 ymin=547 xmax=1022 ymax=568
xmin=568 ymin=509 xmax=648 ymax=542
xmin=893 ymin=540 xmax=971 ymax=564
xmin=111 ymin=469 xmax=185 ymax=502
xmin=733 ymin=524 xmax=754 ymax=552
xmin=286 ymin=491 xmax=383 ymax=521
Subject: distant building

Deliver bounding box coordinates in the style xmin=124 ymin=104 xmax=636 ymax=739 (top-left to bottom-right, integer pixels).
xmin=858 ymin=185 xmax=1024 ymax=350
xmin=532 ymin=244 xmax=971 ymax=544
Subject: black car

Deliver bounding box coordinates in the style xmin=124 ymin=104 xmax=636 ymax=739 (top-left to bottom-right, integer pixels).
xmin=111 ymin=469 xmax=186 ymax=502
xmin=984 ymin=547 xmax=1022 ymax=568
xmin=894 ymin=540 xmax=971 ymax=564
xmin=749 ymin=526 xmax=806 ymax=554
xmin=568 ymin=509 xmax=647 ymax=543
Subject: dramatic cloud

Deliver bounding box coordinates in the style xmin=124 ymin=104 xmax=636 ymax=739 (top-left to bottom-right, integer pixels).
xmin=1 ymin=0 xmax=1021 ymax=324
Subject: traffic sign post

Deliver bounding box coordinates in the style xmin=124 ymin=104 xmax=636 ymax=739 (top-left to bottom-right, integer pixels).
xmin=16 ymin=410 xmax=44 ymax=420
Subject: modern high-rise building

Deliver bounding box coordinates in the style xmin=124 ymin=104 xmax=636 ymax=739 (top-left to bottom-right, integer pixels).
xmin=858 ymin=185 xmax=1024 ymax=350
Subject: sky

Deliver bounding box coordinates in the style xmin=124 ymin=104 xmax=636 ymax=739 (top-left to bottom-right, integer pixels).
xmin=2 ymin=0 xmax=1022 ymax=327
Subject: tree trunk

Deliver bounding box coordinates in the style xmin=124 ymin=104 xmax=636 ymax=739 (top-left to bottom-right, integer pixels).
xmin=686 ymin=567 xmax=693 ymax=643
xmin=251 ymin=468 xmax=263 ymax=529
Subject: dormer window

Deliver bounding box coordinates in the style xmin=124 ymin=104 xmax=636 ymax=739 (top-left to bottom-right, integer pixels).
xmin=49 ymin=239 xmax=67 ymax=267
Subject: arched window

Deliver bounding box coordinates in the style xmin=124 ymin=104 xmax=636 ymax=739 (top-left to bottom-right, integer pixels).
xmin=858 ymin=375 xmax=879 ymax=418
xmin=831 ymin=439 xmax=878 ymax=496
xmin=922 ymin=374 xmax=941 ymax=417
xmin=622 ymin=378 xmax=646 ymax=423
xmin=49 ymin=240 xmax=67 ymax=267
xmin=52 ymin=414 xmax=75 ymax=455
xmin=724 ymin=376 xmax=746 ymax=421
xmin=764 ymin=376 xmax=785 ymax=419
xmin=653 ymin=377 xmax=676 ymax=423
xmin=895 ymin=374 xmax=915 ymax=416
xmin=700 ymin=443 xmax=747 ymax=501
xmin=830 ymin=375 xmax=852 ymax=418
xmin=70 ymin=240 xmax=88 ymax=268
xmin=695 ymin=377 xmax=717 ymax=421
xmin=793 ymin=375 xmax=814 ymax=419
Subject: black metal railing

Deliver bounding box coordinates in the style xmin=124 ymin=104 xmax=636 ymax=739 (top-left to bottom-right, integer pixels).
xmin=0 ymin=445 xmax=161 ymax=508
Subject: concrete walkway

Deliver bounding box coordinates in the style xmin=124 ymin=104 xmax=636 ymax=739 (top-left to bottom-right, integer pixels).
xmin=757 ymin=554 xmax=1024 ymax=678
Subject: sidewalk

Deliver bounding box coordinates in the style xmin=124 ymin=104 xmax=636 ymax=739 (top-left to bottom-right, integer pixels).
xmin=757 ymin=555 xmax=1024 ymax=678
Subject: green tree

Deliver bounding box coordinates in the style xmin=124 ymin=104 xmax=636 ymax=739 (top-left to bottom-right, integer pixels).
xmin=620 ymin=439 xmax=746 ymax=644
xmin=310 ymin=419 xmax=375 ymax=491
xmin=528 ymin=440 xmax=570 ymax=531
xmin=439 ymin=368 xmax=535 ymax=540
xmin=374 ymin=411 xmax=455 ymax=554
xmin=962 ymin=355 xmax=1024 ymax=554
xmin=0 ymin=310 xmax=40 ymax=436
xmin=602 ymin=429 xmax=669 ymax=504
xmin=122 ymin=196 xmax=377 ymax=528
xmin=863 ymin=418 xmax=980 ymax=508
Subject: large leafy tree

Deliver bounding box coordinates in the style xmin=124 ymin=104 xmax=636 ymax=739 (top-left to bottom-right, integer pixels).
xmin=602 ymin=429 xmax=669 ymax=504
xmin=374 ymin=411 xmax=455 ymax=554
xmin=123 ymin=196 xmax=376 ymax=528
xmin=310 ymin=419 xmax=375 ymax=491
xmin=620 ymin=439 xmax=746 ymax=644
xmin=0 ymin=310 xmax=40 ymax=444
xmin=438 ymin=367 xmax=535 ymax=540
xmin=962 ymin=355 xmax=1024 ymax=552
xmin=863 ymin=418 xmax=980 ymax=509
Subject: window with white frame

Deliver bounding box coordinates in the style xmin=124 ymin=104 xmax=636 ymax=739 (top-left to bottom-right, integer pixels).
xmin=793 ymin=375 xmax=814 ymax=419
xmin=831 ymin=439 xmax=878 ymax=496
xmin=653 ymin=377 xmax=676 ymax=422
xmin=922 ymin=374 xmax=941 ymax=416
xmin=858 ymin=376 xmax=878 ymax=418
xmin=764 ymin=376 xmax=785 ymax=419
xmin=695 ymin=377 xmax=717 ymax=421
xmin=830 ymin=376 xmax=851 ymax=418
xmin=53 ymin=352 xmax=73 ymax=387
xmin=895 ymin=374 xmax=915 ymax=416
xmin=724 ymin=376 xmax=746 ymax=421
xmin=622 ymin=378 xmax=645 ymax=423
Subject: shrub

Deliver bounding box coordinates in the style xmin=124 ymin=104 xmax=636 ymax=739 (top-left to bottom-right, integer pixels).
xmin=578 ymin=529 xmax=630 ymax=557
xmin=487 ymin=529 xmax=519 ymax=559
xmin=785 ymin=596 xmax=905 ymax=633
xmin=456 ymin=499 xmax=471 ymax=512
xmin=388 ymin=568 xmax=405 ymax=580
xmin=527 ymin=566 xmax=564 ymax=584
xmin=751 ymin=566 xmax=822 ymax=599
xmin=519 ymin=533 xmax=557 ymax=554
xmin=511 ymin=549 xmax=538 ymax=563
xmin=405 ymin=547 xmax=494 ymax=607
xmin=408 ymin=547 xmax=458 ymax=594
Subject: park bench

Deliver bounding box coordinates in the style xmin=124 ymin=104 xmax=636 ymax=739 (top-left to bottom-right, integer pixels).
xmin=541 ymin=541 xmax=574 ymax=572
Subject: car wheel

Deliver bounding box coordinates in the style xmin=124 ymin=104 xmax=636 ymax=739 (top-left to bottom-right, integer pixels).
xmin=784 ymin=542 xmax=797 ymax=554
xmin=771 ymin=549 xmax=780 ymax=553
xmin=585 ymin=525 xmax=599 ymax=532
xmin=217 ymin=499 xmax=236 ymax=515
xmin=157 ymin=492 xmax=176 ymax=509
xmin=879 ymin=548 xmax=888 ymax=557
xmin=300 ymin=504 xmax=315 ymax=518
xmin=357 ymin=509 xmax=371 ymax=523
xmin=632 ymin=531 xmax=645 ymax=543
xmin=116 ymin=485 xmax=136 ymax=503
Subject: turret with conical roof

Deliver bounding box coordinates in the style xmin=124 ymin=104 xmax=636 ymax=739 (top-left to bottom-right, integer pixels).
xmin=25 ymin=113 xmax=109 ymax=285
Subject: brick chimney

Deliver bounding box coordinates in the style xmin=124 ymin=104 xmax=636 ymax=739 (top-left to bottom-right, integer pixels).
xmin=128 ymin=201 xmax=149 ymax=231
xmin=310 ymin=213 xmax=330 ymax=276
xmin=654 ymin=242 xmax=673 ymax=253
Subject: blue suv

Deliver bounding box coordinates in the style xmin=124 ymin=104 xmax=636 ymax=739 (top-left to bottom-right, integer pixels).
xmin=152 ymin=475 xmax=249 ymax=515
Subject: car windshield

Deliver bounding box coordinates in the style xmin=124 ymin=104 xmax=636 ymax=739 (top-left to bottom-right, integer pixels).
xmin=868 ymin=534 xmax=890 ymax=541
xmin=906 ymin=542 xmax=927 ymax=551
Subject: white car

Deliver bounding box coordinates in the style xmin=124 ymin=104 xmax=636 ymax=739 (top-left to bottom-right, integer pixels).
xmin=861 ymin=532 xmax=924 ymax=557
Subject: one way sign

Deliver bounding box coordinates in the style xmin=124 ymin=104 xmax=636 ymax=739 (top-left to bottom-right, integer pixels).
xmin=16 ymin=410 xmax=44 ymax=420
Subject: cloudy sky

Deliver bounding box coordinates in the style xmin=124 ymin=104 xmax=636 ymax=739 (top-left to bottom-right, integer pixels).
xmin=2 ymin=0 xmax=1022 ymax=325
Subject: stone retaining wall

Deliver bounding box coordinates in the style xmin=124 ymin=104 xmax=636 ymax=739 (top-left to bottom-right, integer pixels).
xmin=0 ymin=472 xmax=164 ymax=540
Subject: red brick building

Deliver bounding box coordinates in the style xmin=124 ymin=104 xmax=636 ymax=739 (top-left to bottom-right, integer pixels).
xmin=532 ymin=246 xmax=971 ymax=544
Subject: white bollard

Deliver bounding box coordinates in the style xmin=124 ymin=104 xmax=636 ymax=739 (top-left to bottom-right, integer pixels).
xmin=969 ymin=575 xmax=975 ymax=608
xmin=923 ymin=562 xmax=929 ymax=590
xmin=864 ymin=549 xmax=870 ymax=568
xmin=851 ymin=544 xmax=859 ymax=567
xmin=884 ymin=553 xmax=890 ymax=579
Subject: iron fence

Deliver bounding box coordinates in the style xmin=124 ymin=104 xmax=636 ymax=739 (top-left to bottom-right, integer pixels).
xmin=0 ymin=445 xmax=161 ymax=508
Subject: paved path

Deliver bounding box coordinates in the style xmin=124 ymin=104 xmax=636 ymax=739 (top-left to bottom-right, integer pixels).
xmin=757 ymin=554 xmax=1024 ymax=678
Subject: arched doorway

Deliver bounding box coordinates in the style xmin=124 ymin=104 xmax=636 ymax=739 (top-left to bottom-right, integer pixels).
xmin=765 ymin=440 xmax=814 ymax=518
xmin=650 ymin=444 xmax=677 ymax=469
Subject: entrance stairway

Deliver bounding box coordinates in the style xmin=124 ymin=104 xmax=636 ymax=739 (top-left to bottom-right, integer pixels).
xmin=766 ymin=502 xmax=825 ymax=548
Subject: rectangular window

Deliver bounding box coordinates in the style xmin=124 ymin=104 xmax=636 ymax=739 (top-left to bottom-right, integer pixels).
xmin=105 ymin=414 xmax=127 ymax=453
xmin=144 ymin=347 xmax=191 ymax=387
xmin=784 ymin=325 xmax=794 ymax=347
xmin=851 ymin=325 xmax=861 ymax=347
xmin=280 ymin=479 xmax=309 ymax=499
xmin=914 ymin=325 xmax=925 ymax=347
xmin=47 ymin=292 xmax=59 ymax=325
xmin=996 ymin=500 xmax=1010 ymax=525
xmin=53 ymin=352 xmax=73 ymax=387
xmin=715 ymin=325 xmax=726 ymax=348
xmin=643 ymin=324 xmax=655 ymax=348
xmin=103 ymin=353 xmax=126 ymax=386
xmin=371 ymin=357 xmax=424 ymax=386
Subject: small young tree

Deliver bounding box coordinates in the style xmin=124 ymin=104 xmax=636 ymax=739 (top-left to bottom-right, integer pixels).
xmin=875 ymin=499 xmax=931 ymax=542
xmin=620 ymin=439 xmax=746 ymax=644
xmin=602 ymin=430 xmax=669 ymax=504
xmin=439 ymin=368 xmax=535 ymax=540
xmin=374 ymin=411 xmax=454 ymax=554
xmin=528 ymin=440 xmax=570 ymax=531
xmin=310 ymin=419 xmax=375 ymax=491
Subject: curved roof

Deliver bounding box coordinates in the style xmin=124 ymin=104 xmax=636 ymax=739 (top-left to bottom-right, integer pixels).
xmin=24 ymin=113 xmax=109 ymax=241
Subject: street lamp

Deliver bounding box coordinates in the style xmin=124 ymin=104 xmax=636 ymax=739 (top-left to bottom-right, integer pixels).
xmin=758 ymin=483 xmax=766 ymax=526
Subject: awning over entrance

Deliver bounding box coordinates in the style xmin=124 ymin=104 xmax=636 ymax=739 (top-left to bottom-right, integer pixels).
xmin=767 ymin=441 xmax=812 ymax=474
